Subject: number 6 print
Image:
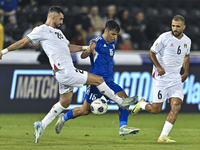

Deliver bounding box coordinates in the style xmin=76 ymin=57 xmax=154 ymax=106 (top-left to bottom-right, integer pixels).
xmin=158 ymin=90 xmax=162 ymax=99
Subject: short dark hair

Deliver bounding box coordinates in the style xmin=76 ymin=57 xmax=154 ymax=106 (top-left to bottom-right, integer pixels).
xmin=173 ymin=15 xmax=185 ymax=24
xmin=48 ymin=6 xmax=64 ymax=15
xmin=105 ymin=19 xmax=120 ymax=33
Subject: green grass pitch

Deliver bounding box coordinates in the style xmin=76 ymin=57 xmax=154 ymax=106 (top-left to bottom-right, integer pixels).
xmin=0 ymin=113 xmax=199 ymax=150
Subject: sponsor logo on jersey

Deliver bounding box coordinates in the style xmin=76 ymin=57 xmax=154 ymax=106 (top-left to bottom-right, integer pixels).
xmin=170 ymin=43 xmax=174 ymax=47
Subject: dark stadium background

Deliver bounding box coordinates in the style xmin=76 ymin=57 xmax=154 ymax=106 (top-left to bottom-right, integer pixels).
xmin=3 ymin=0 xmax=200 ymax=50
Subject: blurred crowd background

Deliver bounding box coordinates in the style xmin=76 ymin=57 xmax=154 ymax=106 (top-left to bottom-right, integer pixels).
xmin=1 ymin=0 xmax=200 ymax=52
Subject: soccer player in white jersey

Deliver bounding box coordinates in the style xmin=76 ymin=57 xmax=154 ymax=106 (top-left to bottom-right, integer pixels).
xmin=0 ymin=6 xmax=138 ymax=143
xmin=131 ymin=15 xmax=191 ymax=143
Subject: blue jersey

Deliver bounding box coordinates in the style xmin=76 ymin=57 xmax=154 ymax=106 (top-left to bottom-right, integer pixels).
xmin=0 ymin=0 xmax=17 ymax=12
xmin=88 ymin=35 xmax=116 ymax=82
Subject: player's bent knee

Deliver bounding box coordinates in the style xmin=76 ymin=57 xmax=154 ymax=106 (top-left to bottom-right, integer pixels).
xmin=174 ymin=104 xmax=182 ymax=112
xmin=60 ymin=101 xmax=70 ymax=108
xmin=96 ymin=75 xmax=104 ymax=84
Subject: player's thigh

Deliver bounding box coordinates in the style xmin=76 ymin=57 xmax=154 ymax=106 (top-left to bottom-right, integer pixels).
xmin=152 ymin=85 xmax=167 ymax=112
xmin=153 ymin=84 xmax=168 ymax=103
xmin=85 ymin=72 xmax=104 ymax=86
xmin=168 ymin=82 xmax=184 ymax=101
xmin=55 ymin=68 xmax=88 ymax=87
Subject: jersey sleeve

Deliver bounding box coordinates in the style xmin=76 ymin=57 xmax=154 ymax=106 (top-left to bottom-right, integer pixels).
xmin=150 ymin=34 xmax=164 ymax=54
xmin=27 ymin=26 xmax=44 ymax=45
xmin=89 ymin=38 xmax=100 ymax=52
xmin=186 ymin=39 xmax=191 ymax=55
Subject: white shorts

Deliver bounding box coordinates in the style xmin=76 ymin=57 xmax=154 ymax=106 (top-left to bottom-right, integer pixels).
xmin=54 ymin=67 xmax=88 ymax=94
xmin=153 ymin=79 xmax=184 ymax=103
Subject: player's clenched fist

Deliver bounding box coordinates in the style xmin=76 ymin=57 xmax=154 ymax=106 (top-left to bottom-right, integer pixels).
xmin=157 ymin=67 xmax=165 ymax=76
xmin=89 ymin=39 xmax=96 ymax=50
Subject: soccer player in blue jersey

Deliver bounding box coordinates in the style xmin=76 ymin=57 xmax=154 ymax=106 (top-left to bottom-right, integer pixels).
xmin=55 ymin=20 xmax=139 ymax=136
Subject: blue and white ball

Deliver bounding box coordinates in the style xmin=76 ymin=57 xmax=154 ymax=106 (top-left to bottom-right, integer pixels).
xmin=90 ymin=99 xmax=108 ymax=115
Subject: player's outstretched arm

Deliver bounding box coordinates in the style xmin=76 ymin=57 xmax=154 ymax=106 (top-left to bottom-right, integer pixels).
xmin=69 ymin=40 xmax=96 ymax=54
xmin=81 ymin=48 xmax=96 ymax=59
xmin=181 ymin=54 xmax=189 ymax=82
xmin=68 ymin=44 xmax=84 ymax=53
xmin=0 ymin=37 xmax=30 ymax=60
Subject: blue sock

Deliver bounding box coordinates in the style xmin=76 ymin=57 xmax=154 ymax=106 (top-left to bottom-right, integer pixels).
xmin=63 ymin=109 xmax=75 ymax=121
xmin=119 ymin=109 xmax=129 ymax=128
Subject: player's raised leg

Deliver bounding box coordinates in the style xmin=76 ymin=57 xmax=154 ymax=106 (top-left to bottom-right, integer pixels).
xmin=86 ymin=73 xmax=138 ymax=108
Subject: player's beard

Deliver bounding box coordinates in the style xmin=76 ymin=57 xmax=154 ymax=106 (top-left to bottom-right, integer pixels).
xmin=55 ymin=23 xmax=61 ymax=29
xmin=172 ymin=30 xmax=182 ymax=37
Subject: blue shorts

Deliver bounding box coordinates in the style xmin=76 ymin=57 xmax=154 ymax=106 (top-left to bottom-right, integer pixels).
xmin=85 ymin=82 xmax=124 ymax=104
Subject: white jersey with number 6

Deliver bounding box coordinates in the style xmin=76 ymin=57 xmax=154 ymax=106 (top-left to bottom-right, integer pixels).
xmin=150 ymin=31 xmax=191 ymax=85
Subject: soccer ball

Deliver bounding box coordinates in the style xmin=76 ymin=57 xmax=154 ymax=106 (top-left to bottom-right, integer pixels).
xmin=90 ymin=98 xmax=108 ymax=115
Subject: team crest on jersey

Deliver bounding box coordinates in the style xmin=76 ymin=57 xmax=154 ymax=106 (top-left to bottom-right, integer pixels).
xmin=170 ymin=43 xmax=174 ymax=47
xmin=49 ymin=30 xmax=53 ymax=33
xmin=184 ymin=44 xmax=187 ymax=48
xmin=103 ymin=44 xmax=107 ymax=47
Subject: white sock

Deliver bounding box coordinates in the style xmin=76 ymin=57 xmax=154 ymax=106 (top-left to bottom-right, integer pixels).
xmin=139 ymin=101 xmax=148 ymax=109
xmin=160 ymin=121 xmax=173 ymax=137
xmin=41 ymin=102 xmax=65 ymax=129
xmin=96 ymin=82 xmax=122 ymax=105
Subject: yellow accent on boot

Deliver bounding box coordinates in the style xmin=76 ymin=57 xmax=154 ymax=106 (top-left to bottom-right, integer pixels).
xmin=157 ymin=136 xmax=176 ymax=143
xmin=131 ymin=98 xmax=146 ymax=116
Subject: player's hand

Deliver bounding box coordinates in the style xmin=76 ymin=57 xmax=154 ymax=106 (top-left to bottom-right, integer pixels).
xmin=157 ymin=67 xmax=165 ymax=76
xmin=0 ymin=52 xmax=3 ymax=60
xmin=181 ymin=73 xmax=188 ymax=82
xmin=89 ymin=39 xmax=96 ymax=50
